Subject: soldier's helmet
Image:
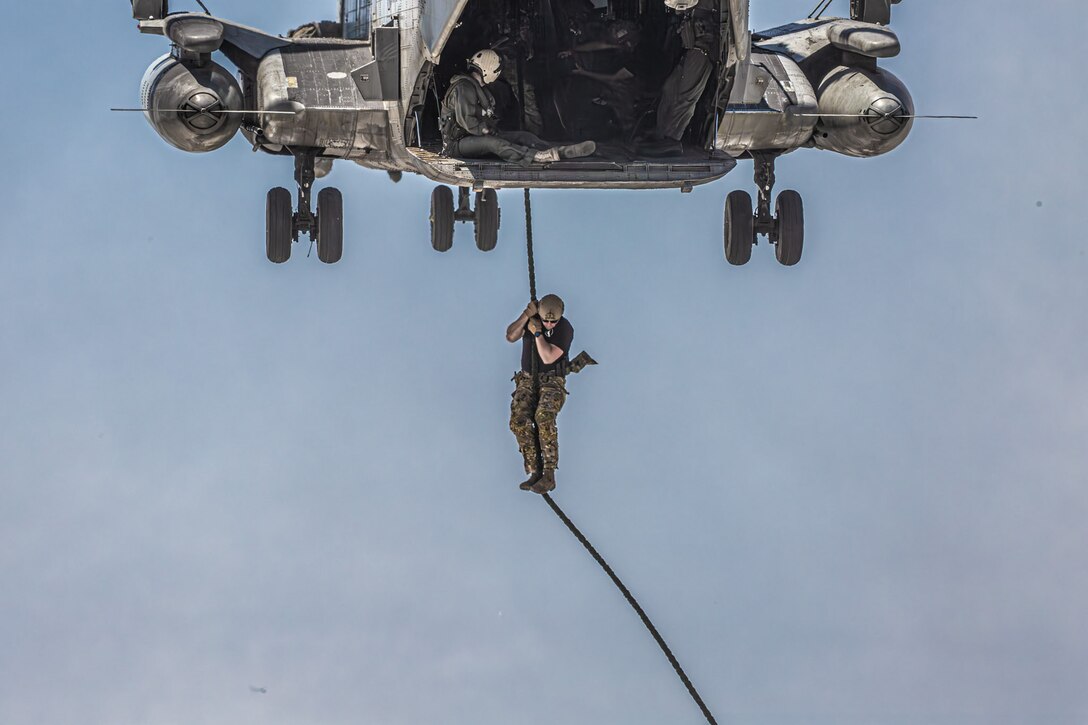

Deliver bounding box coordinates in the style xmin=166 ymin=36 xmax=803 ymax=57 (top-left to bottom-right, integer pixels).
xmin=468 ymin=50 xmax=503 ymax=85
xmin=539 ymin=294 xmax=564 ymax=322
xmin=664 ymin=0 xmax=699 ymax=10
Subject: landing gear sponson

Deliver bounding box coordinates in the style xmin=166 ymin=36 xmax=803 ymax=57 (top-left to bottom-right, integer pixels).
xmin=724 ymin=153 xmax=804 ymax=267
xmin=429 ymin=185 xmax=501 ymax=253
xmin=266 ymin=152 xmax=344 ymax=264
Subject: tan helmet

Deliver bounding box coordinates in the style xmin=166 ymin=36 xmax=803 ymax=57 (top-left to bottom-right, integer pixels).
xmin=539 ymin=294 xmax=564 ymax=322
xmin=664 ymin=0 xmax=699 ymax=10
xmin=468 ymin=49 xmax=503 ymax=85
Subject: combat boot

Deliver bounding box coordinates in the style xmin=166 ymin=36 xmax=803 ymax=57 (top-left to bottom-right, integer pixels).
xmin=532 ymin=469 xmax=556 ymax=494
xmin=519 ymin=470 xmax=542 ymax=491
xmin=556 ymin=140 xmax=596 ymax=159
xmin=533 ymin=148 xmax=560 ymax=163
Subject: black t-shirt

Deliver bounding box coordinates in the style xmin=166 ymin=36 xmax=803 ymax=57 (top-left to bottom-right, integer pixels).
xmin=521 ymin=318 xmax=574 ymax=374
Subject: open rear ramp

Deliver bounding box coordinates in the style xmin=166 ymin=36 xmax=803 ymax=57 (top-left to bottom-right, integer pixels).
xmin=406 ymin=147 xmax=736 ymax=189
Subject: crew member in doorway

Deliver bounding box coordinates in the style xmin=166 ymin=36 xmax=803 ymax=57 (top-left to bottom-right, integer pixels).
xmin=559 ymin=19 xmax=643 ymax=142
xmin=653 ymin=0 xmax=717 ymax=153
xmin=506 ymin=295 xmax=572 ymax=494
xmin=441 ymin=50 xmax=597 ymax=166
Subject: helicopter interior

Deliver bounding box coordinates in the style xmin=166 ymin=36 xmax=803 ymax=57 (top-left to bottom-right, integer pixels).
xmin=412 ymin=0 xmax=726 ymax=160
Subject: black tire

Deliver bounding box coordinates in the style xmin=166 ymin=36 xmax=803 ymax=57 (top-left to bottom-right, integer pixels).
xmin=474 ymin=189 xmax=500 ymax=252
xmin=316 ymin=187 xmax=344 ymax=264
xmin=266 ymin=187 xmax=293 ymax=263
xmin=430 ymin=185 xmax=454 ymax=252
xmin=724 ymin=190 xmax=754 ymax=266
xmin=774 ymin=190 xmax=804 ymax=266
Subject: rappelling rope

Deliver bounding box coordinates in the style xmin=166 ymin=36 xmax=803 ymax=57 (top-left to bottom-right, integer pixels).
xmin=524 ymin=188 xmax=538 ymax=303
xmin=521 ymin=189 xmax=718 ymax=725
xmin=540 ymin=492 xmax=719 ymax=725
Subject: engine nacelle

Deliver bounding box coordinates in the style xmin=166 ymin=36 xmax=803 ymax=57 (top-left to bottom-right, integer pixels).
xmin=140 ymin=54 xmax=243 ymax=153
xmin=813 ymin=65 xmax=914 ymax=158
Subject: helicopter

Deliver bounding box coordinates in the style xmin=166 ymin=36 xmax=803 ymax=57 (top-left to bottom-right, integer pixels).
xmin=123 ymin=0 xmax=929 ymax=265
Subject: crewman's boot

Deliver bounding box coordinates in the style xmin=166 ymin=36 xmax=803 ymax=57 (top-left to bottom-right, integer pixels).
xmin=556 ymin=140 xmax=597 ymax=159
xmin=519 ymin=470 xmax=542 ymax=491
xmin=531 ymin=469 xmax=556 ymax=494
xmin=533 ymin=148 xmax=560 ymax=163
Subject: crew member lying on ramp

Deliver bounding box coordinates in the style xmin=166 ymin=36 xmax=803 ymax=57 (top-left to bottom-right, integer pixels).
xmin=441 ymin=50 xmax=598 ymax=167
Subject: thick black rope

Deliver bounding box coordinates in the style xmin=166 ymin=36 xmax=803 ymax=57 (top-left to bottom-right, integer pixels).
xmin=522 ymin=189 xmax=717 ymax=725
xmin=524 ymin=188 xmax=537 ymax=303
xmin=540 ymin=493 xmax=718 ymax=725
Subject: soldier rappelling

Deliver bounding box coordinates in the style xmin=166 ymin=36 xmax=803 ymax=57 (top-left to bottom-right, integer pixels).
xmin=506 ymin=294 xmax=596 ymax=493
xmin=507 ymin=295 xmax=571 ymax=493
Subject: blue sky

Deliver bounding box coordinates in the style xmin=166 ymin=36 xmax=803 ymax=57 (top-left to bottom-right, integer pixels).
xmin=1 ymin=1 xmax=1086 ymax=724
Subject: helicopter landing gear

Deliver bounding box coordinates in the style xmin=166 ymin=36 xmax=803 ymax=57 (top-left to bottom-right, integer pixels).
xmin=723 ymin=153 xmax=804 ymax=266
xmin=474 ymin=189 xmax=500 ymax=252
xmin=773 ymin=189 xmax=803 ymax=267
xmin=266 ymin=187 xmax=293 ymax=264
xmin=430 ymin=186 xmax=454 ymax=252
xmin=265 ymin=152 xmax=344 ymax=264
xmin=724 ymin=190 xmax=754 ymax=266
xmin=429 ymin=185 xmax=501 ymax=252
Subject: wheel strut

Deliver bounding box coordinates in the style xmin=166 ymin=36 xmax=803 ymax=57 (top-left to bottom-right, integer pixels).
xmin=753 ymin=153 xmax=778 ymax=241
xmin=454 ymin=186 xmax=476 ymax=223
xmin=293 ymin=152 xmax=318 ymax=240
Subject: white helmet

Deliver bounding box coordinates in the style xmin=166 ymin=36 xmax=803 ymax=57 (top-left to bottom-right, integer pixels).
xmin=664 ymin=0 xmax=699 ymax=10
xmin=468 ymin=49 xmax=503 ymax=85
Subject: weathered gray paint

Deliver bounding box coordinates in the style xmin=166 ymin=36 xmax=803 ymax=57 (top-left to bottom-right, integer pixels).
xmin=813 ymin=65 xmax=914 ymax=157
xmin=257 ymin=46 xmax=392 ymax=161
xmin=129 ymin=4 xmax=917 ymax=189
xmin=140 ymin=54 xmax=243 ymax=153
xmin=417 ymin=0 xmax=470 ymax=56
xmin=727 ymin=0 xmax=750 ymax=63
xmin=827 ymin=21 xmax=900 ymax=58
xmin=716 ymin=51 xmax=817 ymax=155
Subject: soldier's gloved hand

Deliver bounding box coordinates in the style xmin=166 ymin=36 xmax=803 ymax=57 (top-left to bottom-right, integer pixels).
xmin=525 ymin=300 xmax=538 ymax=318
xmin=527 ymin=317 xmax=543 ymax=336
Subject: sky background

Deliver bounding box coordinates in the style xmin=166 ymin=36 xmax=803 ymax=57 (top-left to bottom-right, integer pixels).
xmin=2 ymin=1 xmax=1086 ymax=724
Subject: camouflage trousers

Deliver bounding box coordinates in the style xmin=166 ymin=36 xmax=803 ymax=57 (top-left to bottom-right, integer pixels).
xmin=510 ymin=372 xmax=567 ymax=474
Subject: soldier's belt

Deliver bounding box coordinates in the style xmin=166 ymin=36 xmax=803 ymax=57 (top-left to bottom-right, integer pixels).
xmin=513 ymin=351 xmax=597 ymax=380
